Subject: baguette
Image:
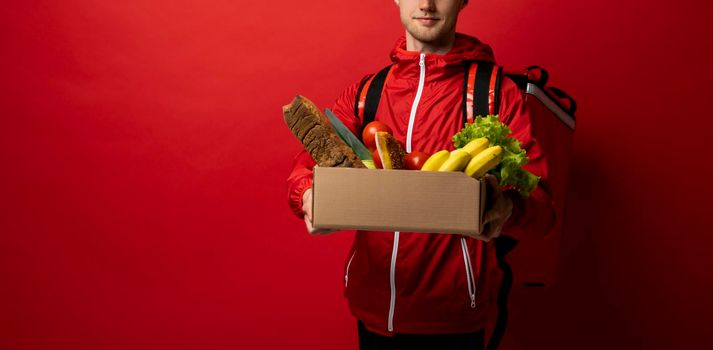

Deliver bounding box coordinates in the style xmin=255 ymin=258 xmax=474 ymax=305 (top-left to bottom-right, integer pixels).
xmin=283 ymin=96 xmax=365 ymax=168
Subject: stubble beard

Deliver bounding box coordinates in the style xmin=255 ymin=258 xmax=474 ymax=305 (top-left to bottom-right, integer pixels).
xmin=401 ymin=15 xmax=456 ymax=48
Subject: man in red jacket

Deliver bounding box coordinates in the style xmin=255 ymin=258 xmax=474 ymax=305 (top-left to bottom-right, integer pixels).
xmin=286 ymin=0 xmax=555 ymax=348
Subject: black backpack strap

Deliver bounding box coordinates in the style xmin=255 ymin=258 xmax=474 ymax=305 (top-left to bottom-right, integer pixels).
xmin=461 ymin=61 xmax=474 ymax=126
xmin=353 ymin=74 xmax=374 ymax=118
xmin=356 ymin=62 xmax=504 ymax=132
xmin=474 ymin=61 xmax=494 ymax=118
xmin=492 ymin=65 xmax=504 ymax=115
xmin=354 ymin=65 xmax=394 ymax=129
xmin=462 ymin=61 xmax=502 ymax=126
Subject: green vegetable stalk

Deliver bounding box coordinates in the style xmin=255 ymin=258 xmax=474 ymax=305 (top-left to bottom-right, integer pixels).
xmin=452 ymin=115 xmax=539 ymax=197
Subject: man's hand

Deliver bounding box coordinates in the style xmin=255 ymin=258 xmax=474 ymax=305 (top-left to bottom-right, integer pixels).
xmin=302 ymin=188 xmax=338 ymax=235
xmin=476 ymin=174 xmax=514 ymax=241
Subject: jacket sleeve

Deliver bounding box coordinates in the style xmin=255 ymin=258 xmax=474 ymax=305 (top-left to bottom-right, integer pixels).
xmin=285 ymin=78 xmax=366 ymax=219
xmin=498 ymin=77 xmax=556 ymax=240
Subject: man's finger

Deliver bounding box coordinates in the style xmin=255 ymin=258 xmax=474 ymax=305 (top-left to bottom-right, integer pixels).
xmin=480 ymin=219 xmax=503 ymax=241
xmin=303 ymin=205 xmax=310 ymax=221
xmin=475 ymin=224 xmax=493 ymax=241
xmin=489 ymin=221 xmax=503 ymax=239
xmin=304 ymin=215 xmax=316 ymax=234
xmin=304 ymin=214 xmax=335 ymax=235
xmin=481 ymin=224 xmax=493 ymax=241
xmin=302 ymin=189 xmax=313 ymax=221
xmin=482 ymin=209 xmax=496 ymax=225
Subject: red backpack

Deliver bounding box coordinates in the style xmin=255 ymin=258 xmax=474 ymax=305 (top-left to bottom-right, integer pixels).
xmin=355 ymin=62 xmax=576 ymax=348
xmin=501 ymin=65 xmax=576 ymax=288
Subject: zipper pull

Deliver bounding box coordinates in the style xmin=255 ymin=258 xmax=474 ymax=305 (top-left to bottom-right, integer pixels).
xmin=419 ymin=53 xmax=425 ymax=67
xmin=470 ymin=294 xmax=476 ymax=308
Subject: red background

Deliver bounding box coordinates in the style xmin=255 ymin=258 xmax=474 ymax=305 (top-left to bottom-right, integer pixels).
xmin=1 ymin=0 xmax=711 ymax=349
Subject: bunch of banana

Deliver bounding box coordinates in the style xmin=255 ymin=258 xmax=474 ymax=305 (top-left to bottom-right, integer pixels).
xmin=420 ymin=137 xmax=503 ymax=178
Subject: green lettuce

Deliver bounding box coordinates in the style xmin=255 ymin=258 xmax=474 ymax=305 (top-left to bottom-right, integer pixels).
xmin=452 ymin=115 xmax=539 ymax=197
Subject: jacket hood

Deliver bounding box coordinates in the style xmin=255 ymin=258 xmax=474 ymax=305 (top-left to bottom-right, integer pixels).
xmin=390 ymin=32 xmax=495 ymax=66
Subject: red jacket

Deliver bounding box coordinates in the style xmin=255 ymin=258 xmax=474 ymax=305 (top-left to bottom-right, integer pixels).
xmin=286 ymin=33 xmax=555 ymax=336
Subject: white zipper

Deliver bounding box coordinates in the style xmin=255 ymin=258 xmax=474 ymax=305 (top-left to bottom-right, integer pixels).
xmin=405 ymin=53 xmax=426 ymax=153
xmin=344 ymin=250 xmax=357 ymax=287
xmin=460 ymin=237 xmax=477 ymax=308
xmin=387 ymin=53 xmax=427 ymax=333
xmin=388 ymin=231 xmax=400 ymax=332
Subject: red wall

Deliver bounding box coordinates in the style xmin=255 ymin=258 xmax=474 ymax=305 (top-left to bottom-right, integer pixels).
xmin=1 ymin=1 xmax=710 ymax=349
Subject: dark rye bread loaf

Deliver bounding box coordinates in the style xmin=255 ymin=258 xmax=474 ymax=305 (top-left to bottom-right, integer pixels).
xmin=283 ymin=96 xmax=365 ymax=168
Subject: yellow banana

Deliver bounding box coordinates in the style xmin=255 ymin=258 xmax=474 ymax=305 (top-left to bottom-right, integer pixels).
xmin=421 ymin=150 xmax=450 ymax=171
xmin=465 ymin=145 xmax=503 ymax=178
xmin=460 ymin=137 xmax=489 ymax=158
xmin=438 ymin=149 xmax=471 ymax=172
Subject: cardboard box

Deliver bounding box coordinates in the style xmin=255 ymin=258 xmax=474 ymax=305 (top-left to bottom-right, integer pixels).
xmin=312 ymin=167 xmax=486 ymax=235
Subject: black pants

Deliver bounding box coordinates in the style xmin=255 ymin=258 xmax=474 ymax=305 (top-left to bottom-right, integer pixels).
xmin=357 ymin=321 xmax=485 ymax=350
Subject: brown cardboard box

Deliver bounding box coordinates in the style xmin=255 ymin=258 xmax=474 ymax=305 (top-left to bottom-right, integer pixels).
xmin=312 ymin=167 xmax=486 ymax=235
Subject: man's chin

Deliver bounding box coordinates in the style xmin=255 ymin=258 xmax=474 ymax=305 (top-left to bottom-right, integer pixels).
xmin=408 ymin=29 xmax=446 ymax=45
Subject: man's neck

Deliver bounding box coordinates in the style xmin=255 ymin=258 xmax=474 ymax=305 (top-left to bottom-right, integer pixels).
xmin=405 ymin=31 xmax=456 ymax=55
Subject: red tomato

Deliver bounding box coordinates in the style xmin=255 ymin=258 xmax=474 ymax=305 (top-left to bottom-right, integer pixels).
xmin=362 ymin=121 xmax=393 ymax=151
xmin=404 ymin=151 xmax=429 ymax=170
xmin=372 ymin=148 xmax=383 ymax=169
